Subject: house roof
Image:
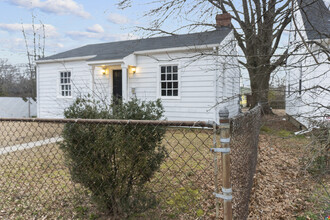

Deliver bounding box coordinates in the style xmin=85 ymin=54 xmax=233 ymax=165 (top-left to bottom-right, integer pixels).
xmin=40 ymin=28 xmax=232 ymax=62
xmin=297 ymin=0 xmax=330 ymax=40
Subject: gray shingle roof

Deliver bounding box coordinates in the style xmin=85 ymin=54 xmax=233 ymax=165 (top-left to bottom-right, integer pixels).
xmin=298 ymin=0 xmax=330 ymax=40
xmin=40 ymin=28 xmax=232 ymax=62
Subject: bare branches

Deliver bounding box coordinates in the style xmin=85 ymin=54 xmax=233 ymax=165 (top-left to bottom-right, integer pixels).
xmin=21 ymin=13 xmax=46 ymax=100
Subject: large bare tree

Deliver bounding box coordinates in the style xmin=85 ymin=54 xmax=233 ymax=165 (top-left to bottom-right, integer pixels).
xmin=118 ymin=0 xmax=293 ymax=114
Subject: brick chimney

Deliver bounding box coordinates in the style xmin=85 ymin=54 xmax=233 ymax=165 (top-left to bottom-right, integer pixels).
xmin=216 ymin=13 xmax=232 ymax=28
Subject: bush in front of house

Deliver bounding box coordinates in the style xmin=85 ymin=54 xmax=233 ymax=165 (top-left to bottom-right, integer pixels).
xmin=60 ymin=96 xmax=167 ymax=217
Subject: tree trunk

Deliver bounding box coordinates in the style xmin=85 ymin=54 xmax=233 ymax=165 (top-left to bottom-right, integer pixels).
xmin=249 ymin=70 xmax=273 ymax=114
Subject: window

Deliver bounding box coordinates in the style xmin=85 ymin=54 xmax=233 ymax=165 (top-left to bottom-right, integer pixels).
xmin=160 ymin=65 xmax=178 ymax=97
xmin=60 ymin=71 xmax=71 ymax=97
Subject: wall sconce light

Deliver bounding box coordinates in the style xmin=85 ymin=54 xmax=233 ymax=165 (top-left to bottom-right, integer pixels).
xmin=131 ymin=67 xmax=136 ymax=74
xmin=102 ymin=66 xmax=107 ymax=75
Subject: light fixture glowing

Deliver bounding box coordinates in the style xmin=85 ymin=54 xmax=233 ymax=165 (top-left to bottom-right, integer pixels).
xmin=101 ymin=67 xmax=107 ymax=75
xmin=131 ymin=67 xmax=136 ymax=74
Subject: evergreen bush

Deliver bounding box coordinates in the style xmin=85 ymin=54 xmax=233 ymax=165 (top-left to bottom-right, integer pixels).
xmin=60 ymin=96 xmax=167 ymax=216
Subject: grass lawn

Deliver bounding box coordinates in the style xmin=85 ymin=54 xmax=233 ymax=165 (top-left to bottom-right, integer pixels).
xmin=0 ymin=121 xmax=63 ymax=149
xmin=0 ymin=126 xmax=217 ymax=219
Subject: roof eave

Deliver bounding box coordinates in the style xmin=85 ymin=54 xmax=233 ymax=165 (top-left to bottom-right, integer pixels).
xmin=36 ymin=55 xmax=97 ymax=64
xmin=86 ymin=59 xmax=124 ymax=66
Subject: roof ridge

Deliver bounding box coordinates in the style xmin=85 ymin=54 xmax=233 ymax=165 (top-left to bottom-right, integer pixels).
xmin=83 ymin=29 xmax=225 ymax=47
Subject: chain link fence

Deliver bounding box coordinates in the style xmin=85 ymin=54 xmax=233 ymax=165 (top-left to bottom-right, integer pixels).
xmin=0 ymin=107 xmax=261 ymax=219
xmin=230 ymin=106 xmax=261 ymax=219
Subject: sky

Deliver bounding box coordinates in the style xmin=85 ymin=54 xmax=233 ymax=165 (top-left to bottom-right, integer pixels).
xmin=1 ymin=0 xmax=329 ymax=67
xmin=0 ymin=0 xmax=154 ymax=64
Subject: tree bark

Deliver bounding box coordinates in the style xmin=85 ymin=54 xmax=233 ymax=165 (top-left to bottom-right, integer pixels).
xmin=249 ymin=69 xmax=273 ymax=114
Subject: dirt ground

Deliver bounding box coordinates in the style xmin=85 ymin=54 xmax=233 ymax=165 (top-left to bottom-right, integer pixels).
xmin=248 ymin=109 xmax=329 ymax=220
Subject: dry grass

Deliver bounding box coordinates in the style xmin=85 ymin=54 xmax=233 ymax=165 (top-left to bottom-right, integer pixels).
xmin=0 ymin=126 xmax=217 ymax=219
xmin=0 ymin=121 xmax=63 ymax=149
xmin=0 ymin=143 xmax=96 ymax=219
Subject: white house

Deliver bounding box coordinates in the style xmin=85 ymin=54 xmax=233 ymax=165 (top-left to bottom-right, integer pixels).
xmin=36 ymin=14 xmax=240 ymax=122
xmin=286 ymin=0 xmax=330 ymax=128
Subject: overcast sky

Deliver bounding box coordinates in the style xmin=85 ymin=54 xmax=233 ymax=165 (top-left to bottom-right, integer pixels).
xmin=0 ymin=0 xmax=154 ymax=64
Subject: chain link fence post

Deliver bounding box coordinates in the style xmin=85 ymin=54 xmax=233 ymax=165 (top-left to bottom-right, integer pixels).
xmin=219 ymin=108 xmax=232 ymax=220
xmin=212 ymin=108 xmax=233 ymax=219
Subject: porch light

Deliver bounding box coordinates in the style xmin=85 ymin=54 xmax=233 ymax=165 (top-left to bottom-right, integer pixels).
xmin=131 ymin=67 xmax=136 ymax=74
xmin=101 ymin=66 xmax=107 ymax=75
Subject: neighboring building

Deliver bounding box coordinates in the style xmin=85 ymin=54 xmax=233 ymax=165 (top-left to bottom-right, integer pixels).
xmin=286 ymin=0 xmax=330 ymax=128
xmin=0 ymin=97 xmax=37 ymax=118
xmin=36 ymin=14 xmax=240 ymax=122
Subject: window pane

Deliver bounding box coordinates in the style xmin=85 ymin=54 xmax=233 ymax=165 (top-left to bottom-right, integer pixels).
xmin=173 ymin=82 xmax=178 ymax=88
xmin=66 ymin=85 xmax=68 ymax=90
xmin=64 ymin=79 xmax=67 ymax=83
xmin=167 ymin=90 xmax=172 ymax=96
xmin=61 ymin=79 xmax=63 ymax=84
xmin=68 ymin=72 xmax=71 ymax=77
xmin=68 ymin=85 xmax=71 ymax=90
xmin=161 ymin=66 xmax=166 ymax=73
xmin=173 ymin=74 xmax=178 ymax=80
xmin=167 ymin=66 xmax=172 ymax=73
xmin=161 ymin=74 xmax=166 ymax=81
xmin=62 ymin=85 xmax=65 ymax=90
xmin=167 ymin=82 xmax=172 ymax=88
xmin=167 ymin=74 xmax=172 ymax=80
xmin=161 ymin=90 xmax=166 ymax=96
xmin=62 ymin=91 xmax=65 ymax=96
xmin=68 ymin=78 xmax=70 ymax=83
xmin=64 ymin=72 xmax=67 ymax=77
xmin=173 ymin=89 xmax=178 ymax=96
xmin=60 ymin=72 xmax=63 ymax=77
xmin=68 ymin=91 xmax=71 ymax=96
xmin=173 ymin=66 xmax=178 ymax=72
xmin=161 ymin=82 xmax=166 ymax=89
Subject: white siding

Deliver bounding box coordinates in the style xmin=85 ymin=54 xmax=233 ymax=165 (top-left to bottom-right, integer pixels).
xmin=286 ymin=6 xmax=330 ymax=127
xmin=37 ymin=60 xmax=94 ymax=118
xmin=130 ymin=52 xmax=217 ymax=121
xmin=286 ymin=49 xmax=330 ymax=127
xmin=215 ymin=31 xmax=240 ymax=120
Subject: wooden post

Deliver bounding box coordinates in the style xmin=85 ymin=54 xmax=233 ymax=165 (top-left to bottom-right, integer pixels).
xmin=219 ymin=108 xmax=232 ymax=220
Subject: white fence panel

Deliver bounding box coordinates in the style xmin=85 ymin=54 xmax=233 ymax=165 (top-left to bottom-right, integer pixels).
xmin=0 ymin=97 xmax=37 ymax=118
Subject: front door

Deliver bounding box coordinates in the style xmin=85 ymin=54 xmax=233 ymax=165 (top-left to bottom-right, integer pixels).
xmin=113 ymin=70 xmax=122 ymax=99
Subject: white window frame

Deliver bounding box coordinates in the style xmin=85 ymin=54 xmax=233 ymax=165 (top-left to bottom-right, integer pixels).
xmin=157 ymin=63 xmax=181 ymax=100
xmin=58 ymin=70 xmax=73 ymax=98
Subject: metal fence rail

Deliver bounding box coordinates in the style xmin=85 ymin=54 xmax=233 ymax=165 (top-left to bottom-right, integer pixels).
xmin=0 ymin=106 xmax=261 ymax=219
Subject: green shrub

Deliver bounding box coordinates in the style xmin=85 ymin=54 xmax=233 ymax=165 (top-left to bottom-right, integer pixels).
xmin=60 ymin=96 xmax=167 ymax=216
